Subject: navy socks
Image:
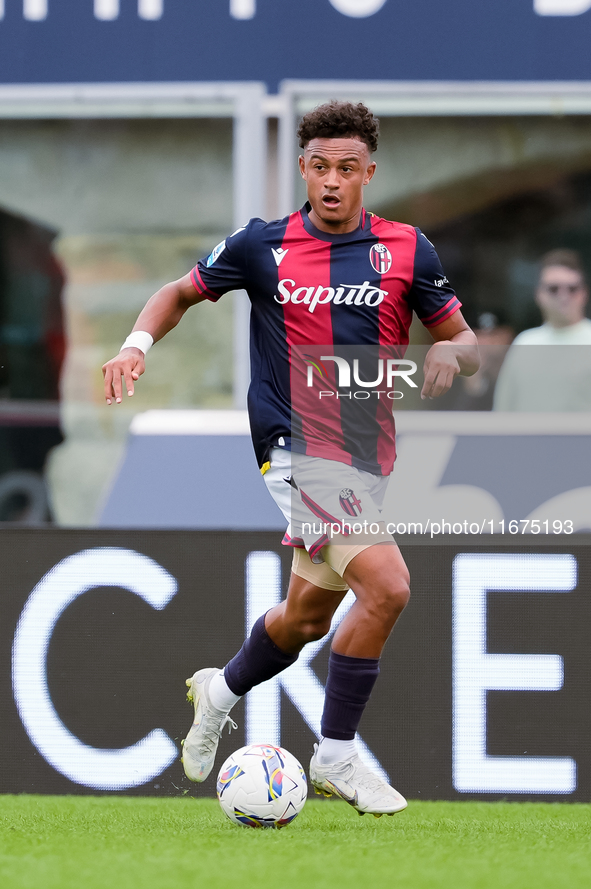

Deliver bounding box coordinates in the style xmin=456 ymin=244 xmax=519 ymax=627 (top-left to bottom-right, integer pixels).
xmin=223 ymin=619 xmax=379 ymax=741
xmin=320 ymin=650 xmax=380 ymax=740
xmin=224 ymin=614 xmax=298 ymax=696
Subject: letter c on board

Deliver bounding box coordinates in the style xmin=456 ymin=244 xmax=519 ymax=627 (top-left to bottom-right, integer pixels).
xmin=12 ymin=548 xmax=178 ymax=789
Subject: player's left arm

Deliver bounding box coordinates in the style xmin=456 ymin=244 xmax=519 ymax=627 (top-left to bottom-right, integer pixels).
xmin=421 ymin=310 xmax=480 ymax=400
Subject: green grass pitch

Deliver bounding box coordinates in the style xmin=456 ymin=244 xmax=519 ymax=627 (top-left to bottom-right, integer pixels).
xmin=1 ymin=796 xmax=590 ymax=889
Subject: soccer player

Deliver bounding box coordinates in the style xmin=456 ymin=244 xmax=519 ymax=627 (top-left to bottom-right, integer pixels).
xmin=103 ymin=102 xmax=479 ymax=816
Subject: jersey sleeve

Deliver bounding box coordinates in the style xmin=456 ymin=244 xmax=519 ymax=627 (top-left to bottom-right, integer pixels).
xmin=189 ymin=222 xmax=250 ymax=302
xmin=407 ymin=229 xmax=462 ymax=328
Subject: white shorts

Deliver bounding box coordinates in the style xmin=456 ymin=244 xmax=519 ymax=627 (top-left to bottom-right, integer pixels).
xmin=263 ymin=447 xmax=395 ymax=588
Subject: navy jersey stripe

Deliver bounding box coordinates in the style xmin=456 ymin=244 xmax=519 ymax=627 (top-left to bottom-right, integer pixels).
xmin=407 ymin=229 xmax=459 ymax=324
xmin=246 ymin=216 xmax=291 ymax=467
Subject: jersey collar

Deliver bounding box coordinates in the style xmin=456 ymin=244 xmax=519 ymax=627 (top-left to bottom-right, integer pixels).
xmin=299 ymin=202 xmax=371 ymax=242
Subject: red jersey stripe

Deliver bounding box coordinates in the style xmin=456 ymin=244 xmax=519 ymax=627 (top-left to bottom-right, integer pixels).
xmin=369 ymin=217 xmax=417 ymax=473
xmin=422 ymin=295 xmax=462 ymax=327
xmin=190 ymin=266 xmax=220 ymax=301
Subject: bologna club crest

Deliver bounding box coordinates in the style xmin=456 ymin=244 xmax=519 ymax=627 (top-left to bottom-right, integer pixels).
xmin=369 ymin=243 xmax=392 ymax=274
xmin=339 ymin=488 xmax=362 ymax=517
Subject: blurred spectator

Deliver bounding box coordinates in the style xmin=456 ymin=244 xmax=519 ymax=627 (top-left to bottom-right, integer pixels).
xmin=493 ymin=249 xmax=591 ymax=412
xmin=0 ymin=208 xmax=65 ymax=521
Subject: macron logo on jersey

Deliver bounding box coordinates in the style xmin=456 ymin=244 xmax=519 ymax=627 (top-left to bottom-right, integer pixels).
xmin=272 ymin=247 xmax=289 ymax=267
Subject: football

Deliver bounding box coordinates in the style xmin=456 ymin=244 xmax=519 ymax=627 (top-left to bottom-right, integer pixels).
xmin=216 ymin=744 xmax=308 ymax=829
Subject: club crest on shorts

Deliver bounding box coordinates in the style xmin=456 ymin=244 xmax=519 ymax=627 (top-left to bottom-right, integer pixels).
xmin=369 ymin=243 xmax=392 ymax=274
xmin=339 ymin=488 xmax=362 ymax=517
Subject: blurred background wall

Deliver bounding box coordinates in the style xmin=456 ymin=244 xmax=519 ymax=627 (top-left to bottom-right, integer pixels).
xmin=2 ymin=2 xmax=591 ymax=526
xmin=0 ymin=117 xmax=235 ymax=524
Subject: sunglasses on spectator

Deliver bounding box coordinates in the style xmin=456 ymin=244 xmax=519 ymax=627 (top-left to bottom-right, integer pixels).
xmin=541 ymin=283 xmax=584 ymax=295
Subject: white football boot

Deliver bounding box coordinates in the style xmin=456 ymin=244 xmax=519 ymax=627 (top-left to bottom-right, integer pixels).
xmin=181 ymin=668 xmax=238 ymax=782
xmin=309 ymin=744 xmax=407 ymax=817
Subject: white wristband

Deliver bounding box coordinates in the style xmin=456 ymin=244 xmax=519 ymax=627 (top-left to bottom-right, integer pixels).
xmin=120 ymin=331 xmax=154 ymax=355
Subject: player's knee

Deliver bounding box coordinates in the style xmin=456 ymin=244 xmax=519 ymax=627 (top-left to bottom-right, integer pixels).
xmin=392 ymin=578 xmax=411 ymax=614
xmin=297 ymin=616 xmax=332 ymax=643
xmin=384 ymin=585 xmax=410 ymax=621
xmin=368 ymin=577 xmax=410 ymax=624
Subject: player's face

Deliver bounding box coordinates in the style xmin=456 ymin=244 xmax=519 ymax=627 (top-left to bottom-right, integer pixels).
xmin=536 ymin=265 xmax=588 ymax=327
xmin=299 ymin=137 xmax=376 ymax=234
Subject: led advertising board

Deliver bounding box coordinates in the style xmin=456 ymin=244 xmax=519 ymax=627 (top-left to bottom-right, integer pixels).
xmin=1 ymin=1 xmax=591 ymax=88
xmin=1 ymin=529 xmax=590 ymax=801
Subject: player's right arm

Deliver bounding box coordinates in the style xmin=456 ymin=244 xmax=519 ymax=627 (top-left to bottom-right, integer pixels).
xmin=102 ymin=272 xmax=205 ymax=405
xmin=103 ymin=222 xmax=252 ymax=404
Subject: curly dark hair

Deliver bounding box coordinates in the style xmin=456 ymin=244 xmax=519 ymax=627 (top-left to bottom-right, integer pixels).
xmin=297 ymin=101 xmax=379 ymax=153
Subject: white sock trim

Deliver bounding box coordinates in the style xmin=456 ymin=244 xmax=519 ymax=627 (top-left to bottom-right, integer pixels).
xmin=208 ymin=669 xmax=242 ymax=713
xmin=317 ymin=737 xmax=358 ymax=765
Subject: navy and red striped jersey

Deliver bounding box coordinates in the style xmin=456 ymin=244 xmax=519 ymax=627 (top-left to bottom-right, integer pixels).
xmin=191 ymin=203 xmax=460 ymax=475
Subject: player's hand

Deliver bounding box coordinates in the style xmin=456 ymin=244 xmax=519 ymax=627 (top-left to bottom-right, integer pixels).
xmin=102 ymin=348 xmax=146 ymax=404
xmin=421 ymin=341 xmax=461 ymax=400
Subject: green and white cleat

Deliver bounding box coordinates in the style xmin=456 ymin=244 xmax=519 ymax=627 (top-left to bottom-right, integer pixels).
xmin=309 ymin=744 xmax=407 ymax=816
xmin=181 ymin=668 xmax=237 ymax=783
